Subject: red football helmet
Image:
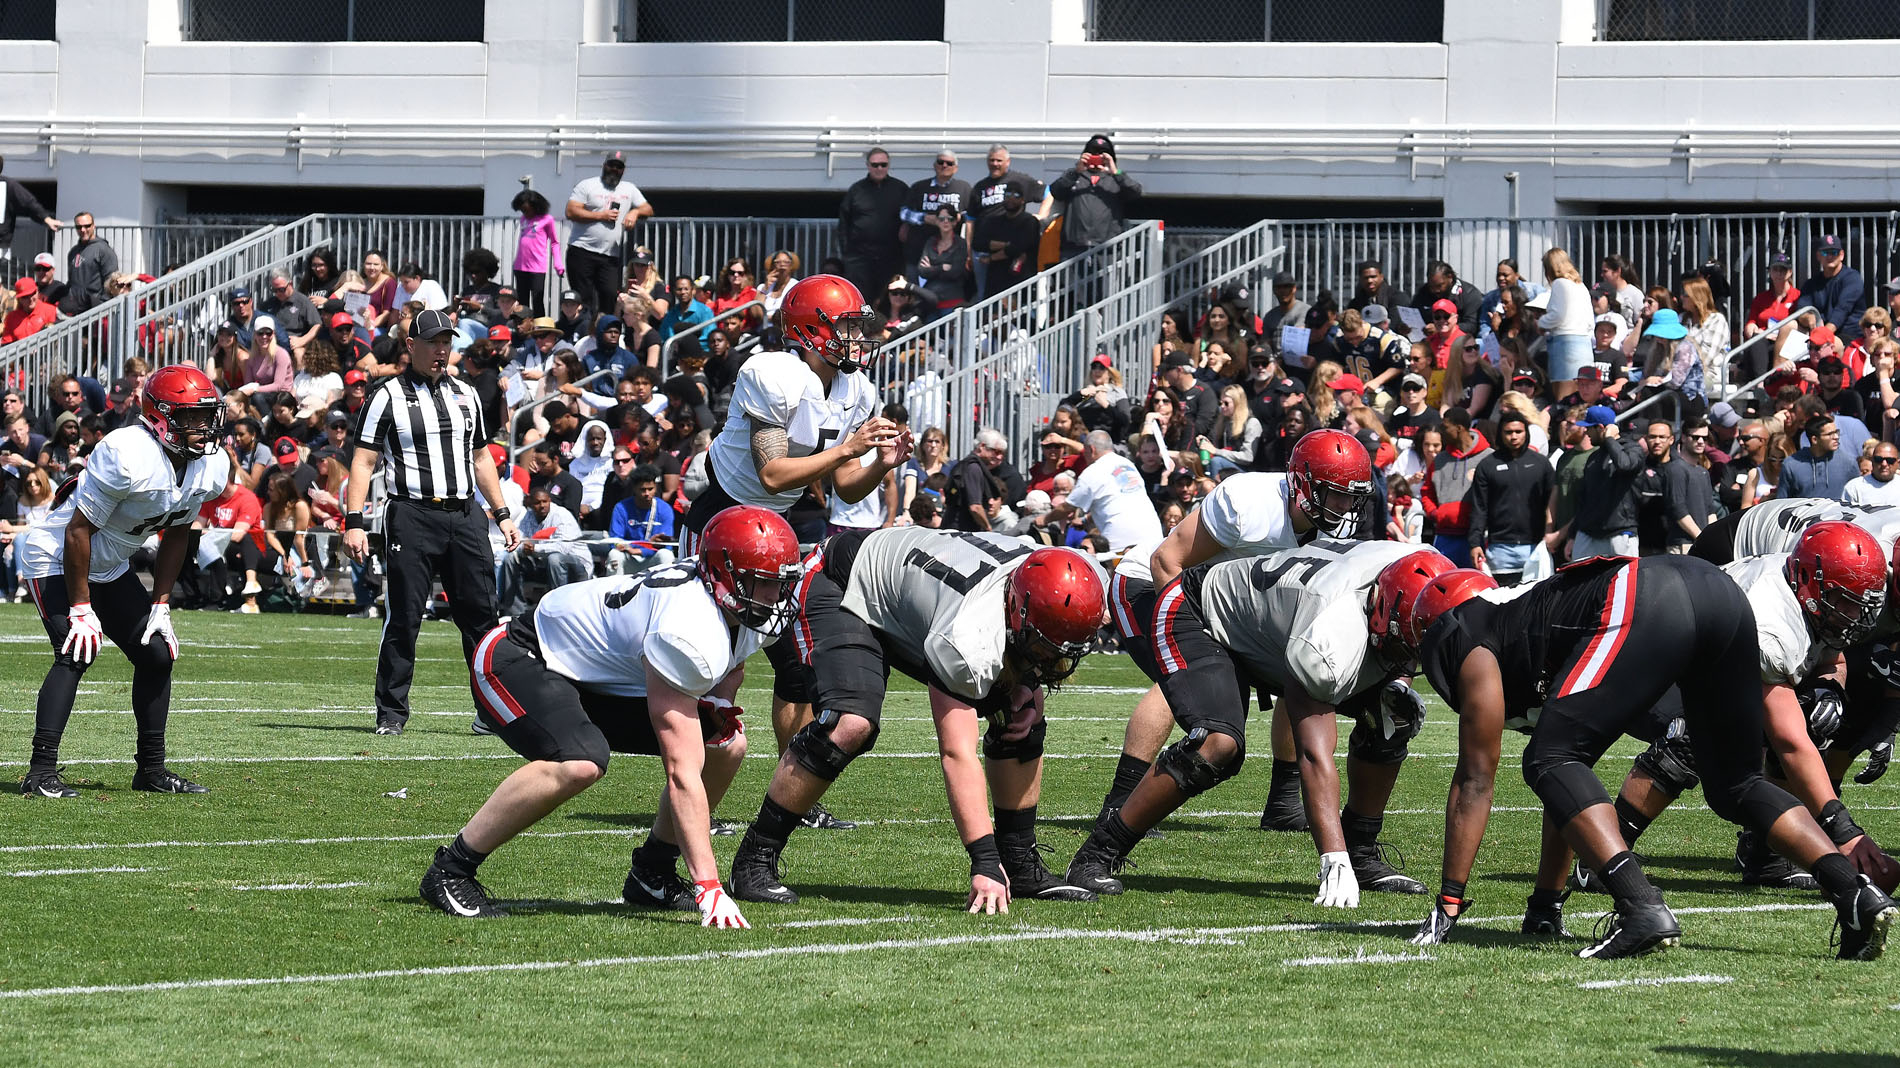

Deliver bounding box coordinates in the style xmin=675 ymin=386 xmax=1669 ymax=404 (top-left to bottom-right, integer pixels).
xmin=1005 ymin=547 xmax=1107 ymax=687
xmin=1405 ymin=568 xmax=1498 ymax=649
xmin=1787 ymin=520 xmax=1888 ymax=649
xmin=779 ymin=274 xmax=879 ymax=374
xmin=696 ymin=506 xmax=802 ymax=632
xmin=141 ymin=364 xmax=224 ymax=458
xmin=1370 ymin=549 xmax=1456 ymax=664
xmin=1288 ymin=429 xmax=1374 ymax=537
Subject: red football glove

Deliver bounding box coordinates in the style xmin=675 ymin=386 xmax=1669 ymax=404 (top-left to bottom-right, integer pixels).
xmin=698 ymin=697 xmax=744 ymax=749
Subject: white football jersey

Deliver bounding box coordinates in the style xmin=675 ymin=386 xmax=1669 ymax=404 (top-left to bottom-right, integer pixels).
xmin=1196 ymin=540 xmax=1418 ymax=703
xmin=837 ymin=527 xmax=1102 ymax=702
xmin=19 ymin=426 xmax=229 ymax=582
xmin=1731 ymin=498 xmax=1846 ymax=558
xmin=1722 ymin=553 xmax=1825 ymax=686
xmin=532 ymin=564 xmax=766 ymax=698
xmin=708 ymin=349 xmax=880 ymax=510
xmin=1114 ymin=472 xmax=1299 ymax=585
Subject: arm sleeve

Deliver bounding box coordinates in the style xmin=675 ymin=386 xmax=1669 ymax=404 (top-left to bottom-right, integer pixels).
xmin=643 ymin=634 xmax=722 ymax=698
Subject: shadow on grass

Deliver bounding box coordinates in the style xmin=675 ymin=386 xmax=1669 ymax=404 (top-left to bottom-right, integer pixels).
xmin=1654 ymin=1048 xmax=1900 ymax=1067
xmin=778 ymin=882 xmax=969 ymax=909
xmin=1118 ymin=874 xmax=1313 ymax=899
xmin=565 ymin=811 xmax=662 ymax=828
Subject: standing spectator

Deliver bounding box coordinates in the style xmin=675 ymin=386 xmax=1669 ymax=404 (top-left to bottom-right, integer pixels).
xmin=1410 ymin=260 xmax=1482 ymax=337
xmin=916 ymin=205 xmax=971 ymax=316
xmin=1 ymin=276 xmax=59 ymax=344
xmin=899 ymin=149 xmax=973 ymax=266
xmin=1051 ymin=430 xmax=1162 ymax=551
xmin=1261 ymin=272 xmax=1311 ymax=359
xmin=1778 ymin=414 xmax=1858 ymax=500
xmin=607 ymin=462 xmax=676 ymax=574
xmin=971 ymin=179 xmax=1041 ymax=300
xmin=838 ymin=147 xmax=908 ymax=301
xmin=29 ymin=252 xmax=67 ymax=309
xmin=1564 ymin=406 xmax=1645 ymax=559
xmin=1744 ymin=250 xmax=1801 ymax=338
xmin=510 ymin=188 xmax=564 ymax=315
xmin=1547 ymin=407 xmax=1593 ymax=557
xmin=0 ymin=155 xmax=60 ymax=252
xmin=1798 ymin=235 xmax=1869 ymax=344
xmin=262 ymin=271 xmax=321 ymax=357
xmin=1599 ymin=253 xmax=1643 ymax=326
xmin=944 ymin=427 xmax=1008 ymax=532
xmin=1677 ymin=275 xmax=1730 ymax=391
xmin=1844 ymin=441 xmax=1900 ymax=506
xmin=1466 ymin=410 xmax=1554 ymax=584
xmin=1714 ymin=419 xmax=1765 ymax=514
xmin=498 ymin=488 xmax=590 ymax=616
xmin=1421 ymin=407 xmax=1492 ymax=567
xmin=1051 ymin=135 xmax=1140 ymax=264
xmin=1538 ymin=247 xmax=1593 ymax=400
xmin=565 ymin=152 xmax=652 ymax=316
xmin=1636 ymin=421 xmax=1714 ymax=555
xmin=58 ymin=212 xmax=117 ymax=316
xmin=341 ymin=309 xmax=521 ymax=736
xmin=968 ymin=145 xmax=1049 ymax=294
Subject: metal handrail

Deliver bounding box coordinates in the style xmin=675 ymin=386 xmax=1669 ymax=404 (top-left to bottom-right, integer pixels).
xmin=507 ymin=367 xmax=619 ymax=462
xmin=1614 ymin=305 xmax=1817 ymax=427
xmin=658 ymin=298 xmax=768 ymax=368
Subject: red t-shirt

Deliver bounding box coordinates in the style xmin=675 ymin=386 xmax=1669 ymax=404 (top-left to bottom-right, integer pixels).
xmin=1 ymin=301 xmax=59 ymax=344
xmin=200 ymin=487 xmax=266 ymax=551
xmin=1746 ymin=285 xmax=1799 ymax=331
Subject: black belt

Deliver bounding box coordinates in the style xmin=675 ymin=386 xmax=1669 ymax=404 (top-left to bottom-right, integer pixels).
xmin=393 ymin=496 xmax=472 ymax=512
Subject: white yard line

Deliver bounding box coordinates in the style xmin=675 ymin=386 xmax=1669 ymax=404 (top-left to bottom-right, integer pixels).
xmin=5 ymin=866 xmax=156 ymax=877
xmin=1283 ymin=947 xmax=1435 ymax=967
xmin=229 ymin=882 xmax=368 ymax=892
xmin=0 ymin=827 xmax=648 ymax=855
xmin=1576 ymin=974 xmax=1733 ymax=990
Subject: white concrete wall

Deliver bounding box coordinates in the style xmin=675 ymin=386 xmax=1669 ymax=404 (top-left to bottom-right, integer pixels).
xmin=4 ymin=0 xmax=1899 ymax=228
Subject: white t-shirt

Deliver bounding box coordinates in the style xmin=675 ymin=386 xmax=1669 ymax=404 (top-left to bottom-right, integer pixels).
xmin=1067 ymin=452 xmax=1163 ymax=551
xmin=20 ymin=426 xmax=229 ymax=581
xmin=1723 ymin=553 xmax=1824 ymax=686
xmin=568 ymin=175 xmax=648 ymax=255
xmin=1844 ymin=476 xmax=1900 ymax=508
xmin=532 ymin=565 xmax=765 ymax=698
xmin=828 ymin=474 xmax=888 ymax=530
xmin=394 ymin=279 xmax=448 ymax=312
xmin=709 ymin=350 xmax=879 ymax=511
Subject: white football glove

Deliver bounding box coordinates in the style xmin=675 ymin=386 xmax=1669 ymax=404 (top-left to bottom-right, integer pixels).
xmin=1315 ymin=851 xmax=1361 ymax=909
xmin=140 ymin=603 xmax=179 ymax=660
xmin=1411 ymin=899 xmax=1462 ymax=946
xmin=61 ymin=602 xmax=103 ymax=665
xmin=694 ymin=880 xmax=750 ymax=929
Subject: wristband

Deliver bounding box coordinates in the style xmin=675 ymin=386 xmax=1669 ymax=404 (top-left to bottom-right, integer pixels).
xmin=1820 ymin=799 xmax=1865 ymax=847
xmin=491 ymin=506 xmax=513 ymax=522
xmin=965 ymin=833 xmax=1005 ymax=882
xmin=345 ymin=512 xmax=367 ymax=531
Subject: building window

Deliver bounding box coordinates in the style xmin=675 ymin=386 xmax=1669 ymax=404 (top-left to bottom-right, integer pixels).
xmin=1 ymin=1 xmax=56 ymax=40
xmin=1087 ymin=0 xmax=1442 ymax=42
xmin=181 ymin=0 xmax=482 ymax=42
xmin=1599 ymin=0 xmax=1900 ymax=40
xmin=619 ymin=0 xmax=943 ymax=42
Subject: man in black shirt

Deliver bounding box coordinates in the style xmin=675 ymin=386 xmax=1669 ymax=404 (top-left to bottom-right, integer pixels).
xmin=971 ymin=178 xmax=1043 ymax=300
xmin=525 ymin=445 xmax=584 ymax=516
xmin=1386 ymin=373 xmax=1442 ymax=445
xmin=838 ymin=147 xmax=909 ymax=301
xmin=1410 ymin=260 xmax=1483 ymax=337
xmin=1817 ymin=356 xmax=1867 ymax=421
xmin=1160 ymin=353 xmax=1217 ymax=436
xmin=898 ymin=150 xmax=973 ymax=269
xmin=944 ymin=429 xmax=1008 ymax=532
xmin=1634 ymin=422 xmax=1713 ymax=555
xmin=1560 ymin=406 xmax=1645 ymax=559
xmin=1466 ymin=411 xmax=1554 ymax=585
xmin=1348 ymin=260 xmax=1404 ymax=314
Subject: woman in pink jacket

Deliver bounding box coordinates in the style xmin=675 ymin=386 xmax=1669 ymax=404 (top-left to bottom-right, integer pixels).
xmin=512 ymin=189 xmax=565 ymax=317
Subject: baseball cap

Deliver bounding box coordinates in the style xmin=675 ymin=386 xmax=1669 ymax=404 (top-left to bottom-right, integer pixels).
xmin=1090 ymin=351 xmax=1113 ymax=367
xmin=1160 ymin=352 xmax=1194 ymax=371
xmin=486 ymin=443 xmax=509 ymax=468
xmin=273 ymin=436 xmax=301 ymax=465
xmin=412 ymin=308 xmax=455 ymax=340
xmin=1430 ymin=298 xmax=1458 ymax=317
xmin=559 ymin=289 xmax=582 ymax=304
xmin=1579 ymin=405 xmax=1618 ymax=428
xmin=1017 ymin=489 xmax=1052 ymax=515
xmin=1818 ymin=355 xmax=1847 ymax=372
xmin=326 ymin=410 xmax=351 ymax=428
xmin=1362 ymin=303 xmax=1388 ymax=324
xmin=309 ymin=445 xmax=344 ymax=466
xmin=1331 ymin=372 xmax=1366 ymax=393
xmin=1577 ymin=365 xmax=1603 ymax=381
xmin=496 ymin=286 xmax=518 ymax=300
xmin=1707 ymin=401 xmax=1742 ymax=428
xmin=1269 ymin=378 xmax=1306 ymax=397
xmin=1590 ymin=281 xmax=1616 ymax=304
xmin=329 ymin=311 xmax=355 ymax=330
xmin=1818 ymin=234 xmax=1845 ymax=256
xmin=216 ymin=319 xmax=237 ymax=336
xmin=603 ymin=151 xmax=626 ymax=167
xmin=252 ymin=314 xmax=277 ymax=334
xmin=32 ymin=252 xmax=56 ymax=268
xmin=1511 ymin=370 xmax=1538 ymax=385
xmin=1272 ymin=271 xmax=1296 ymax=287
xmin=1593 ymin=312 xmax=1624 ymax=331
xmin=13 ymin=277 xmax=36 ymax=297
xmin=231 ymin=287 xmax=252 ymax=301
xmin=1526 ymin=289 xmax=1551 ymax=311
xmin=1769 ymin=250 xmax=1793 ymax=268
xmin=1810 ymin=324 xmax=1839 ymax=346
xmin=343 ymin=369 xmax=368 ymax=386
xmin=488 ymin=325 xmax=514 ymax=344
xmin=1400 ymin=372 xmax=1428 ymax=390
xmin=630 ymin=246 xmax=654 ymax=266
xmin=1003 ymin=177 xmax=1031 ymax=199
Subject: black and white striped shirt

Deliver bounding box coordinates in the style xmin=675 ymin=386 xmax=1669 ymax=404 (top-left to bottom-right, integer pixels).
xmin=354 ymin=369 xmax=488 ymax=501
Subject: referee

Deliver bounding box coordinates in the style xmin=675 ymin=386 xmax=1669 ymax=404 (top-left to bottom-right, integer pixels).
xmin=343 ymin=309 xmax=522 ymax=735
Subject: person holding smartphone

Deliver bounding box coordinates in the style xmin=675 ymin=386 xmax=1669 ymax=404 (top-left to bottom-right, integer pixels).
xmin=1051 ymin=134 xmax=1140 ymax=263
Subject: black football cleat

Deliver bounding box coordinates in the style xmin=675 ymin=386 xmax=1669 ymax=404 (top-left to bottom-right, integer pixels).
xmin=1065 ymin=840 xmax=1127 ymax=896
xmin=1522 ymin=902 xmax=1570 ymax=938
xmin=622 ymin=856 xmax=696 ymax=912
xmin=374 ymin=722 xmax=404 ymax=736
xmin=1741 ymin=856 xmax=1821 ymax=892
xmin=799 ymin=803 xmax=857 ymax=830
xmin=1569 ymin=860 xmax=1605 ymax=895
xmin=728 ymin=832 xmax=798 ymax=904
xmin=1002 ymin=841 xmax=1097 ymax=902
xmin=131 ymin=767 xmax=208 ymax=794
xmin=1577 ymin=900 xmax=1681 ymax=960
xmin=419 ymin=848 xmax=507 ymax=918
xmin=1833 ymin=875 xmax=1898 ymax=961
xmin=21 ymin=768 xmax=77 ymax=799
xmin=1350 ymin=840 xmax=1426 ymax=894
xmin=1259 ymin=797 xmax=1310 ymax=832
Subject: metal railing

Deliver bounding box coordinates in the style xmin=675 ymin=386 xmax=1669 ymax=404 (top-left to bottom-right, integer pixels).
xmin=1613 ymin=305 xmax=1817 ymax=428
xmin=7 ymin=222 xmax=261 ymax=280
xmin=657 ymin=298 xmax=767 ymax=368
xmin=507 ymin=367 xmax=619 ymax=463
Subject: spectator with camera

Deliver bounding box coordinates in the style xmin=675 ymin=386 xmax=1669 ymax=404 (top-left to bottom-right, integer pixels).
xmin=1052 ymin=134 xmax=1140 ymax=262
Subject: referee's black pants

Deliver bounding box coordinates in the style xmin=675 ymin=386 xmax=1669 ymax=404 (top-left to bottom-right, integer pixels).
xmin=376 ymin=498 xmax=498 ymax=726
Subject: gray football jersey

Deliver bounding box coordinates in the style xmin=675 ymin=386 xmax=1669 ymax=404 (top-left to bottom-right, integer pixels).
xmin=1195 ymin=539 xmax=1418 ymax=704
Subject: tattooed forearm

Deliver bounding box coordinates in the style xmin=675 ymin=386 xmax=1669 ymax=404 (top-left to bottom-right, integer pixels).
xmin=751 ymin=425 xmax=789 ymax=475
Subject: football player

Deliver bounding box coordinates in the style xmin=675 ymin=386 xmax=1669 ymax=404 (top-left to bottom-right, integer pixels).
xmin=419 ymin=506 xmax=800 ymax=929
xmin=1067 ymin=541 xmax=1448 ymax=904
xmin=727 ymin=529 xmax=1107 ymax=913
xmin=1093 ymin=429 xmax=1374 ymax=836
xmin=18 ymin=365 xmax=228 ymax=797
xmin=680 ymin=274 xmax=910 ymax=830
xmin=1407 ymin=555 xmax=1898 ymax=961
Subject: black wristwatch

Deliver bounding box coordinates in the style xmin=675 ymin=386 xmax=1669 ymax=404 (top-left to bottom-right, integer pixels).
xmin=491 ymin=507 xmax=513 ymax=522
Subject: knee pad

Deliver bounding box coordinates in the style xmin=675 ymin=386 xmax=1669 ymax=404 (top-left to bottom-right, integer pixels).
xmin=982 ymin=717 xmax=1046 ymax=762
xmin=1632 ymin=727 xmax=1701 ymax=797
xmin=1525 ymin=759 xmax=1611 ymax=825
xmin=788 ymin=712 xmax=875 ymax=782
xmin=1346 ymin=682 xmax=1426 ymax=766
xmin=1154 ymin=728 xmax=1244 ymax=798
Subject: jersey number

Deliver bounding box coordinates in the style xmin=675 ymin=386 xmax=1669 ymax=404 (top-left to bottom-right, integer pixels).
xmin=603 ymin=564 xmax=695 ymax=609
xmin=128 ymin=508 xmax=193 ymax=537
xmin=1249 ymin=555 xmax=1328 ymax=593
xmin=906 ymin=533 xmax=1031 ymax=595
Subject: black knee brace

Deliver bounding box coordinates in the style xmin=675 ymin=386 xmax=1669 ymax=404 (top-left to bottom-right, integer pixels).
xmin=982 ymin=718 xmax=1046 ymax=762
xmin=1526 ymin=759 xmax=1611 ymax=824
xmin=788 ymin=712 xmax=875 ymax=782
xmin=1632 ymin=729 xmax=1701 ymax=797
xmin=1154 ymin=728 xmax=1243 ymax=798
xmin=1346 ymin=682 xmax=1426 ymax=766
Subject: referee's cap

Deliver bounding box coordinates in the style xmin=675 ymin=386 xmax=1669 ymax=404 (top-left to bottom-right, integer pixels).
xmin=413 ymin=308 xmax=456 ymax=340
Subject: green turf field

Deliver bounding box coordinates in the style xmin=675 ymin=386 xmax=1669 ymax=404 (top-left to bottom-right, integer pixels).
xmin=0 ymin=604 xmax=1895 ymax=1065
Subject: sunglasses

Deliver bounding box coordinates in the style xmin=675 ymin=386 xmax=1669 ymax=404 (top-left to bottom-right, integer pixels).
xmin=1742 ymin=434 xmax=1764 ymax=441
xmin=1687 ymin=434 xmax=1709 ymax=441
xmin=867 ymin=161 xmax=889 ymax=168
xmin=1877 ymin=457 xmax=1900 ymax=465
xmin=1401 ymin=383 xmax=1424 ymax=390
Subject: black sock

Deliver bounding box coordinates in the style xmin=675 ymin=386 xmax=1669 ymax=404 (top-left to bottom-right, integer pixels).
xmin=439 ymin=833 xmax=489 ymax=877
xmin=1599 ymin=850 xmax=1665 ymax=905
xmin=1104 ymin=753 xmax=1151 ymax=810
xmin=994 ymin=804 xmax=1037 ymax=848
xmin=1614 ymin=797 xmax=1653 ymax=849
xmin=631 ymin=835 xmax=681 ymax=871
xmin=1267 ymin=759 xmax=1302 ymax=806
xmin=751 ymin=796 xmax=801 ymax=845
xmin=1528 ymin=886 xmax=1567 ymax=910
xmin=1812 ymin=852 xmax=1860 ymax=900
xmin=1096 ymin=811 xmax=1144 ymax=856
xmin=1342 ymin=809 xmax=1384 ymax=849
